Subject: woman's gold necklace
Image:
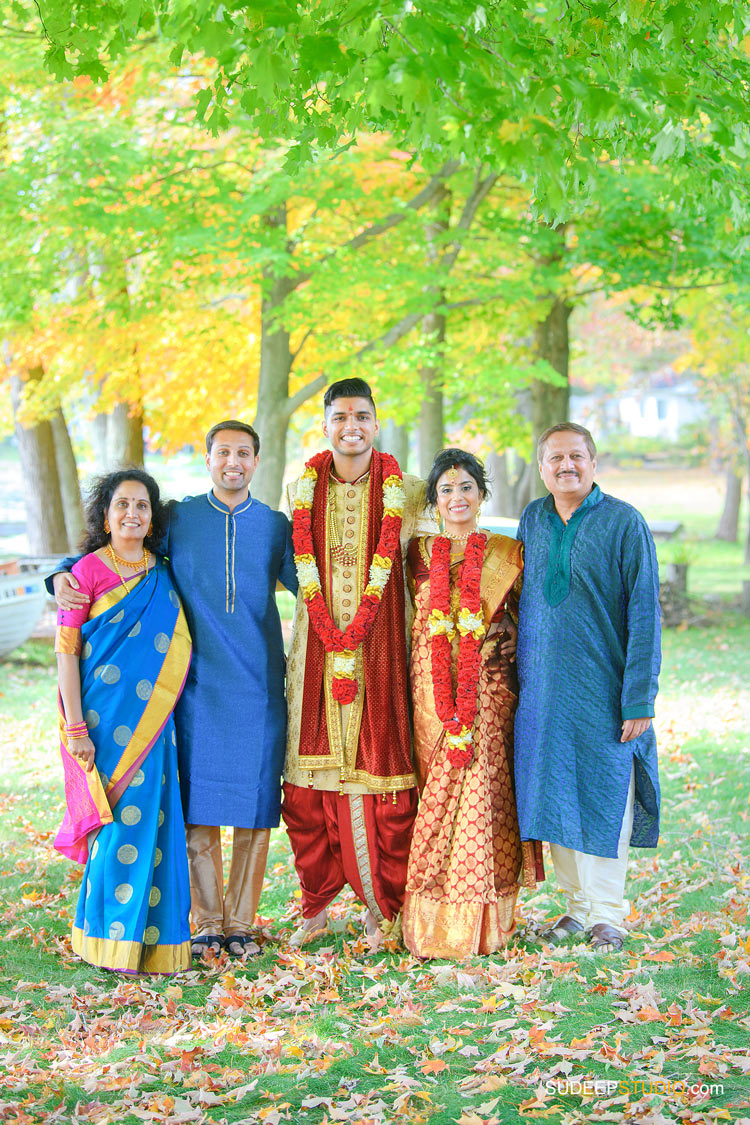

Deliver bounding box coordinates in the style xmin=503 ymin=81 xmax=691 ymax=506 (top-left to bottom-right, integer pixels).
xmin=445 ymin=524 xmax=478 ymax=542
xmin=106 ymin=543 xmax=149 ymax=590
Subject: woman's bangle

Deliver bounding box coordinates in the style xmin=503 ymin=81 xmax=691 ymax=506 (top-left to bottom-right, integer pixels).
xmin=65 ymin=721 xmax=89 ymax=738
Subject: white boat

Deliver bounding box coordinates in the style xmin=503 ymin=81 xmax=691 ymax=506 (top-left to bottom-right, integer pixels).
xmin=0 ymin=570 xmax=48 ymax=658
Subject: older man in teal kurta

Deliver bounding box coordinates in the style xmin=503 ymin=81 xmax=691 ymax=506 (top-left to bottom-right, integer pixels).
xmin=514 ymin=423 xmax=661 ymax=953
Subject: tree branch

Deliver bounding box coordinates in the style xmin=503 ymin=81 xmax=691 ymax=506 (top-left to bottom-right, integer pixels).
xmin=289 ymin=328 xmax=313 ymax=369
xmin=148 ymin=159 xmax=258 ymax=186
xmin=443 ymin=291 xmax=509 ymax=312
xmin=354 ymin=310 xmax=424 ymax=359
xmin=382 ymin=19 xmax=465 ymax=110
xmin=284 ymin=373 xmax=327 ymax=418
xmin=292 ymin=311 xmax=425 ymax=415
xmin=438 ymin=170 xmax=498 ymax=274
xmin=292 ymin=161 xmax=461 ymax=289
xmin=0 ymin=23 xmax=44 ymax=37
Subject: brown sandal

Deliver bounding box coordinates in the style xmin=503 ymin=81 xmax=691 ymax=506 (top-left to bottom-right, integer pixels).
xmin=538 ymin=915 xmax=585 ymax=946
xmin=587 ymin=923 xmax=625 ymax=952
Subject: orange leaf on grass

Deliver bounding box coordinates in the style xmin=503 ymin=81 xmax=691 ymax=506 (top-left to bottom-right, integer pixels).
xmin=636 ymin=1005 xmax=664 ymax=1022
xmin=180 ymin=1047 xmax=204 ymax=1071
xmin=666 ymin=1002 xmax=683 ymax=1026
xmin=419 ymin=1058 xmax=448 ymax=1075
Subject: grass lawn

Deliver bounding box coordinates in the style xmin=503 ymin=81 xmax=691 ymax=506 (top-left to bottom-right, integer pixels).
xmin=0 ymin=617 xmax=749 ymax=1124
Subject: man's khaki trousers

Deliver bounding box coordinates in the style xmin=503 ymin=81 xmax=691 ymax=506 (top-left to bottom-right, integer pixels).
xmin=186 ymin=824 xmax=270 ymax=937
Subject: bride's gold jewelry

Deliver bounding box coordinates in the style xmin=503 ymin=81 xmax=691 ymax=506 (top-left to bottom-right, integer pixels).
xmin=445 ymin=525 xmax=478 ymax=542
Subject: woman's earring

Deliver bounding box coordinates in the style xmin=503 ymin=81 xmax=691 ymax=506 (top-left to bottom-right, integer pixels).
xmin=147 ymin=522 xmax=153 ymax=537
xmin=477 ymin=505 xmax=482 ymax=518
xmin=104 ymin=517 xmax=110 ymax=534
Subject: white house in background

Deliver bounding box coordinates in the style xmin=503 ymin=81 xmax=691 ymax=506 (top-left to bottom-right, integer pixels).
xmin=571 ymin=367 xmax=706 ymax=442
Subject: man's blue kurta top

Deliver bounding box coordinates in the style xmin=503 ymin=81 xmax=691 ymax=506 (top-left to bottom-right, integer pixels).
xmin=166 ymin=492 xmax=298 ymax=829
xmin=514 ymin=486 xmax=661 ymax=859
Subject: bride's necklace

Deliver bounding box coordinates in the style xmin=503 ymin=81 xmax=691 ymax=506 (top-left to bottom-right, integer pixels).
xmin=445 ymin=527 xmax=476 ymax=542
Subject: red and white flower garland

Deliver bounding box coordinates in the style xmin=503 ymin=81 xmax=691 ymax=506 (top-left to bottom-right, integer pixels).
xmin=428 ymin=532 xmax=487 ymax=768
xmin=292 ymin=451 xmax=405 ymax=703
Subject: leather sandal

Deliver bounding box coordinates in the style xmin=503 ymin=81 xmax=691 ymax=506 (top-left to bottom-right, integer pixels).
xmin=538 ymin=914 xmax=585 ymax=946
xmin=587 ymin=923 xmax=625 ymax=953
xmin=224 ymin=934 xmax=261 ymax=958
xmin=191 ymin=934 xmax=223 ymax=959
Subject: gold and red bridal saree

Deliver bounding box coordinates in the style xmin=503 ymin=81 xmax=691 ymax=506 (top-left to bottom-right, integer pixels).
xmin=403 ymin=533 xmax=543 ymax=960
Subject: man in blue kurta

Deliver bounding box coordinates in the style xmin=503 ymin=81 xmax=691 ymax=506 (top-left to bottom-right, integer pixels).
xmin=50 ymin=421 xmax=298 ymax=958
xmin=514 ymin=422 xmax=661 ymax=953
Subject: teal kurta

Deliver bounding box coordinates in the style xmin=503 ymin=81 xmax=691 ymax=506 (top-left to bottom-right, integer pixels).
xmin=514 ymin=486 xmax=661 ymax=859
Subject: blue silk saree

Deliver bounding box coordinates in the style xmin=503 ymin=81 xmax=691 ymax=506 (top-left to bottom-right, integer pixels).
xmin=55 ymin=556 xmax=192 ymax=973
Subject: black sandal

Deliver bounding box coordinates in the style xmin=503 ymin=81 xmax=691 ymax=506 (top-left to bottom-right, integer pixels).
xmin=224 ymin=934 xmax=261 ymax=958
xmin=191 ymin=934 xmax=223 ymax=959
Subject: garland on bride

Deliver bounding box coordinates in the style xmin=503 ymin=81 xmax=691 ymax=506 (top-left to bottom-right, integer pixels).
xmin=428 ymin=532 xmax=487 ymax=768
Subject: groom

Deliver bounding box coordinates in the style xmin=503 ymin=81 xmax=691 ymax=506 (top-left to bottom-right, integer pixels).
xmin=282 ymin=378 xmax=433 ymax=943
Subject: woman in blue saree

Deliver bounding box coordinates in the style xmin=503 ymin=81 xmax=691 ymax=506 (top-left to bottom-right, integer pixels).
xmin=55 ymin=470 xmax=192 ymax=974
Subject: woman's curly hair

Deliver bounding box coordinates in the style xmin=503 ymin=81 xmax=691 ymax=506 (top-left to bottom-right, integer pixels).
xmin=78 ymin=469 xmax=169 ymax=555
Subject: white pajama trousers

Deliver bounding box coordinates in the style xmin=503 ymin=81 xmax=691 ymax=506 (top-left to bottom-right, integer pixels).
xmin=549 ymin=765 xmax=635 ymax=935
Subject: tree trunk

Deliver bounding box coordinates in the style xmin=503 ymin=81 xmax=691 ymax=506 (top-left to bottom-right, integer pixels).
xmin=531 ymin=294 xmax=571 ymax=498
xmin=484 ymin=452 xmax=507 ymax=516
xmin=418 ymin=368 xmax=445 ymax=478
xmin=90 ymin=411 xmax=109 ymax=466
xmin=715 ymin=466 xmax=742 ymax=541
xmin=486 ymin=450 xmax=536 ymax=517
xmin=528 ymin=223 xmax=571 ymax=499
xmin=251 ymin=204 xmax=297 ymax=510
xmin=515 ymin=459 xmax=537 ymax=511
xmin=379 ymin=418 xmax=410 ymax=469
xmin=417 ymin=192 xmax=450 ymax=478
xmin=107 ymin=401 xmax=144 ymax=467
xmin=51 ymin=407 xmax=85 ymax=550
xmin=10 ymin=369 xmax=69 ymax=555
